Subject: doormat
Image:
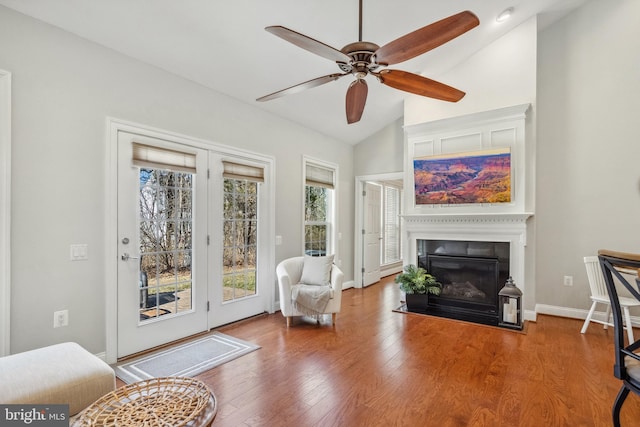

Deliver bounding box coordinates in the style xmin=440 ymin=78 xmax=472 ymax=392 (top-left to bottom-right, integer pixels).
xmin=114 ymin=332 xmax=261 ymax=384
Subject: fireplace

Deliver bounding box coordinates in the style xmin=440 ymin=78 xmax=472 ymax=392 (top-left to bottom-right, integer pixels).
xmin=401 ymin=104 xmax=534 ymax=325
xmin=402 ymin=213 xmax=532 ymax=325
xmin=417 ymin=240 xmax=510 ymax=326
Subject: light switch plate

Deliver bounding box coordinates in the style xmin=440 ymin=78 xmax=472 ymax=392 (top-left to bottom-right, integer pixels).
xmin=70 ymin=244 xmax=88 ymax=261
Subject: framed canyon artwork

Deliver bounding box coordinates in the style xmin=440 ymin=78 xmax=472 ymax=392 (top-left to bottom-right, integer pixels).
xmin=413 ymin=147 xmax=511 ymax=205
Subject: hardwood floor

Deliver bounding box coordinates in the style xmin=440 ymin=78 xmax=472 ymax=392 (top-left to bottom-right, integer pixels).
xmin=118 ymin=275 xmax=640 ymax=426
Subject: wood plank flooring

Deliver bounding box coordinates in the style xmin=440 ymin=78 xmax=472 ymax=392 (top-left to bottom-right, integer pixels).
xmin=118 ymin=275 xmax=640 ymax=426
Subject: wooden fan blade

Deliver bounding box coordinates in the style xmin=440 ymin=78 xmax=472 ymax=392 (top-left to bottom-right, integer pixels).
xmin=266 ymin=26 xmax=351 ymax=63
xmin=374 ymin=11 xmax=479 ymax=66
xmin=346 ymin=79 xmax=368 ymax=124
xmin=257 ymin=73 xmax=347 ymax=102
xmin=376 ymin=70 xmax=465 ymax=102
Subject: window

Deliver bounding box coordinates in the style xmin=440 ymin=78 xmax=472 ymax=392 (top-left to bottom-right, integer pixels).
xmin=383 ymin=184 xmax=402 ymax=265
xmin=222 ymin=161 xmax=263 ymax=302
xmin=304 ymin=160 xmax=336 ymax=257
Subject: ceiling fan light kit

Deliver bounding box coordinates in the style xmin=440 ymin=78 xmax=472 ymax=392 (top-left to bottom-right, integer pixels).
xmin=257 ymin=0 xmax=480 ymax=124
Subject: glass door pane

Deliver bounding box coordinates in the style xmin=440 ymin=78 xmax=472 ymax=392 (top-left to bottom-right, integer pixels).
xmin=139 ymin=169 xmax=194 ymax=321
xmin=222 ymin=178 xmax=258 ymax=302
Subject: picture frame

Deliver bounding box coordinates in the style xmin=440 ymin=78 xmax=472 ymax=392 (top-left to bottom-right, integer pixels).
xmin=413 ymin=147 xmax=511 ymax=205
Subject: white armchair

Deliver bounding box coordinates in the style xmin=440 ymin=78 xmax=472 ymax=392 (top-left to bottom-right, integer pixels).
xmin=276 ymin=256 xmax=344 ymax=327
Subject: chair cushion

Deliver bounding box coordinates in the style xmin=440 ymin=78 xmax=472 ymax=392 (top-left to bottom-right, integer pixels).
xmin=300 ymin=254 xmax=334 ymax=286
xmin=626 ymin=354 xmax=640 ymax=382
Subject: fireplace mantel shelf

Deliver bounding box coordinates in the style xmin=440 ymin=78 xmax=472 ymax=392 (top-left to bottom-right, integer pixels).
xmin=403 ymin=212 xmax=534 ymax=224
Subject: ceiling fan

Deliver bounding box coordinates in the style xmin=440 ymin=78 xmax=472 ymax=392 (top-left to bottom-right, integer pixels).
xmin=256 ymin=0 xmax=479 ymax=124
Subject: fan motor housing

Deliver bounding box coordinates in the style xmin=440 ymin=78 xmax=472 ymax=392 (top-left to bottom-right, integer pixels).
xmin=339 ymin=41 xmax=380 ymax=74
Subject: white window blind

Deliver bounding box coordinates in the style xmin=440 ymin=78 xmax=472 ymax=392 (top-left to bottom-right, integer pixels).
xmin=223 ymin=161 xmax=264 ymax=183
xmin=132 ymin=142 xmax=196 ymax=173
xmin=305 ymin=164 xmax=334 ymax=189
xmin=384 ymin=186 xmax=401 ymax=264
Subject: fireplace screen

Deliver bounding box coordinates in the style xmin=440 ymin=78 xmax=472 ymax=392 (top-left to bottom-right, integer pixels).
xmin=428 ymin=255 xmax=499 ymax=307
xmin=416 ymin=239 xmax=510 ymax=326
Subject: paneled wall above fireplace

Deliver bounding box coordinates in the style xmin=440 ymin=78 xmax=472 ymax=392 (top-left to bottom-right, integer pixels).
xmin=403 ymin=103 xmax=533 ymax=216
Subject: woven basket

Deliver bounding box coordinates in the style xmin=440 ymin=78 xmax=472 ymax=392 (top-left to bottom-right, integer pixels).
xmin=73 ymin=377 xmax=215 ymax=426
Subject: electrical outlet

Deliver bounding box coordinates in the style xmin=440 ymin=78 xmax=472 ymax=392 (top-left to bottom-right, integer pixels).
xmin=563 ymin=275 xmax=573 ymax=286
xmin=53 ymin=310 xmax=69 ymax=328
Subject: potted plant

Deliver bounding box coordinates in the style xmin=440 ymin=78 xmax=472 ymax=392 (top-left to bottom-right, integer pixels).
xmin=395 ymin=264 xmax=441 ymax=312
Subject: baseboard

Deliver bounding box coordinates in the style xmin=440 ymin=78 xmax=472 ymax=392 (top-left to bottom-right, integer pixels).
xmin=95 ymin=351 xmax=107 ymax=362
xmin=342 ymin=280 xmax=355 ymax=290
xmin=524 ymin=309 xmax=537 ymax=322
xmin=535 ymin=303 xmax=639 ymax=327
xmin=380 ymin=264 xmax=402 ymax=278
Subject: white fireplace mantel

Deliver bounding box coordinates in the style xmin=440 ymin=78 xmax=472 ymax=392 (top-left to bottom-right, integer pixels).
xmin=402 ymin=212 xmax=535 ymax=321
xmin=403 ymin=212 xmax=533 ymax=242
xmin=403 ymin=212 xmax=533 ymax=225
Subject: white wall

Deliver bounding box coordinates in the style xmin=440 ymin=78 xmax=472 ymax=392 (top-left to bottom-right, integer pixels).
xmin=404 ymin=17 xmax=537 ymax=127
xmin=0 ymin=6 xmax=354 ymax=354
xmin=535 ymin=0 xmax=640 ymax=311
xmin=353 ymin=117 xmax=404 ymax=176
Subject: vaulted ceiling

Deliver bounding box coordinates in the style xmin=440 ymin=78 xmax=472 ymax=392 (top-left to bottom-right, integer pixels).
xmin=0 ymin=0 xmax=586 ymax=144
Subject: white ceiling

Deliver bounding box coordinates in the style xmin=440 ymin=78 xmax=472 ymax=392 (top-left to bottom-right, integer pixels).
xmin=0 ymin=0 xmax=587 ymax=144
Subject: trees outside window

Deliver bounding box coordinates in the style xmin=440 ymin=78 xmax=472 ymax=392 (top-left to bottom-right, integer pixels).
xmin=222 ymin=178 xmax=258 ymax=301
xmin=305 ymin=185 xmax=329 ymax=256
xmin=304 ymin=160 xmax=336 ymax=257
xmin=139 ymin=169 xmax=194 ymax=318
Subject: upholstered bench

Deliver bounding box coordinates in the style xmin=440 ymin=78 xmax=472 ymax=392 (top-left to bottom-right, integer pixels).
xmin=0 ymin=342 xmax=115 ymax=416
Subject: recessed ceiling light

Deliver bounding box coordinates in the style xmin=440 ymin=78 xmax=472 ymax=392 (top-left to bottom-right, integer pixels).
xmin=496 ymin=7 xmax=514 ymax=23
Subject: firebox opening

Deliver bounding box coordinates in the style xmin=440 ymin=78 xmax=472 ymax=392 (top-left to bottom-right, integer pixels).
xmin=416 ymin=240 xmax=510 ymax=326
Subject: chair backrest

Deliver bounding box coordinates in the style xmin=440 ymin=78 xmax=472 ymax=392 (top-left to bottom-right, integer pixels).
xmin=597 ymin=250 xmax=640 ymax=379
xmin=584 ymin=256 xmax=609 ymax=298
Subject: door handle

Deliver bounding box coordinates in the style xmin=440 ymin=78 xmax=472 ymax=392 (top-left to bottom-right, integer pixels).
xmin=121 ymin=253 xmax=140 ymax=261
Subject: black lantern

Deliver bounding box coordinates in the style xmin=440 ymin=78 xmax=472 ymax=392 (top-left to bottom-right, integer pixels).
xmin=498 ymin=276 xmax=523 ymax=330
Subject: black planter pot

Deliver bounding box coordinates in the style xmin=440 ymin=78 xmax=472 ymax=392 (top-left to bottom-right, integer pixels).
xmin=405 ymin=293 xmax=429 ymax=313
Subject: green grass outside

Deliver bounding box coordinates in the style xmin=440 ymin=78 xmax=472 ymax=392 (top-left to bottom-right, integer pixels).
xmin=143 ymin=270 xmax=256 ymax=295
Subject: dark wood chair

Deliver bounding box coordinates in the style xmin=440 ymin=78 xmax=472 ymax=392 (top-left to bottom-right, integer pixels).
xmin=598 ymin=249 xmax=640 ymax=426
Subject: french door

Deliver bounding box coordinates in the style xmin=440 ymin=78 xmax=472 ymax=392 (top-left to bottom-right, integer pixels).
xmin=114 ymin=126 xmax=273 ymax=359
xmin=117 ymin=132 xmax=208 ymax=357
xmin=207 ymin=154 xmax=270 ymax=326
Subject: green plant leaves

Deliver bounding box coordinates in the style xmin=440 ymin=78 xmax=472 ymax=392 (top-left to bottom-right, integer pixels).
xmin=394 ymin=264 xmax=441 ymax=295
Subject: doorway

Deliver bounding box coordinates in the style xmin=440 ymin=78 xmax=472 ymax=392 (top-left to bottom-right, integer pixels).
xmin=354 ymin=172 xmax=404 ymax=288
xmin=106 ymin=119 xmax=275 ymax=362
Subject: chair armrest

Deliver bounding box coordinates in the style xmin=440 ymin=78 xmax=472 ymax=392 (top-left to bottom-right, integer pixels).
xmin=276 ymin=269 xmax=294 ymax=316
xmin=331 ymin=264 xmax=344 ymax=307
xmin=276 ymin=257 xmax=304 ymax=317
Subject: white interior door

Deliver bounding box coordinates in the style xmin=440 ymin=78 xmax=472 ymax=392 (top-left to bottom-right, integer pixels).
xmin=363 ymin=182 xmax=382 ymax=287
xmin=117 ymin=131 xmax=208 ymax=358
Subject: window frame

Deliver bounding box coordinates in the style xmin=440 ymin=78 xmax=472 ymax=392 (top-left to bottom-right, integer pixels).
xmin=302 ymin=156 xmax=338 ymax=258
